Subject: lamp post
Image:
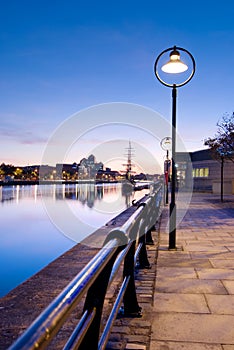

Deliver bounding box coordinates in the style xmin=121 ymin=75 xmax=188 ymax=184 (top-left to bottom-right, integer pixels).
xmin=217 ymin=146 xmax=230 ymax=203
xmin=160 ymin=137 xmax=172 ymax=205
xmin=154 ymin=46 xmax=195 ymax=250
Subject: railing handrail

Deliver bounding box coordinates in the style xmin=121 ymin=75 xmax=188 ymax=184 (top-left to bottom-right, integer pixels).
xmin=9 ymin=182 xmax=163 ymax=350
xmin=8 ymin=238 xmax=121 ymax=350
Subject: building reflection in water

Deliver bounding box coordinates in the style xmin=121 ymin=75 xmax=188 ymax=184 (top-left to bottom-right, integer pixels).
xmin=0 ymin=183 xmax=137 ymax=210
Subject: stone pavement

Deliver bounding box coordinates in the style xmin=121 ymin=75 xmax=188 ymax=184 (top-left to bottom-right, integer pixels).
xmin=150 ymin=193 xmax=234 ymax=350
xmin=107 ymin=192 xmax=234 ymax=350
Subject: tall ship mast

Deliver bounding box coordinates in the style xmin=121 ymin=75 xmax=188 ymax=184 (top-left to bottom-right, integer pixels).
xmin=122 ymin=141 xmax=135 ymax=182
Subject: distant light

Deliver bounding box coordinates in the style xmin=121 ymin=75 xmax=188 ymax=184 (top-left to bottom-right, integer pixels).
xmin=160 ymin=136 xmax=172 ymax=151
xmin=161 ymin=47 xmax=188 ymax=74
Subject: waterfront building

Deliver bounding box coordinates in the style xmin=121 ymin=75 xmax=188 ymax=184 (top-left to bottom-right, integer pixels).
xmin=191 ymin=149 xmax=234 ymax=194
xmin=96 ymin=168 xmax=121 ymax=182
xmin=77 ymin=155 xmax=103 ymax=179
xmin=175 ymin=149 xmax=234 ymax=194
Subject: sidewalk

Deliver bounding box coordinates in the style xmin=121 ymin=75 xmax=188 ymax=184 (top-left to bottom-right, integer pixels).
xmin=150 ymin=193 xmax=234 ymax=350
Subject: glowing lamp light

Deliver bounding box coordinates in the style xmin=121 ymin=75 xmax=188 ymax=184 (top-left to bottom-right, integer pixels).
xmin=161 ymin=47 xmax=188 ymax=74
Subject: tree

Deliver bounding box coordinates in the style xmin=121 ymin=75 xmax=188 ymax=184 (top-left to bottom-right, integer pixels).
xmin=204 ymin=112 xmax=234 ymax=201
xmin=14 ymin=167 xmax=23 ymax=179
xmin=0 ymin=163 xmax=15 ymax=176
xmin=204 ymin=112 xmax=234 ymax=161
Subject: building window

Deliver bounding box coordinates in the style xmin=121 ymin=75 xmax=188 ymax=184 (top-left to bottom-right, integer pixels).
xmin=193 ymin=167 xmax=209 ymax=178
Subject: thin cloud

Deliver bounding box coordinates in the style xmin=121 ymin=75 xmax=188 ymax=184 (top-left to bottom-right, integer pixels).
xmin=19 ymin=134 xmax=48 ymax=145
xmin=0 ymin=118 xmax=48 ymax=145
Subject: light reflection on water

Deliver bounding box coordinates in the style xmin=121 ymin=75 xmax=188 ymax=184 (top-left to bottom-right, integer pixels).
xmin=0 ymin=183 xmax=145 ymax=297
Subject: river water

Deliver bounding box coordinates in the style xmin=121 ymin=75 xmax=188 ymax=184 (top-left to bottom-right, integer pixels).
xmin=0 ymin=183 xmax=147 ymax=297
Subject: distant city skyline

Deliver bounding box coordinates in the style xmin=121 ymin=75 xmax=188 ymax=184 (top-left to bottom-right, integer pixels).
xmin=0 ymin=149 xmax=160 ymax=176
xmin=1 ymin=1 xmax=234 ymax=171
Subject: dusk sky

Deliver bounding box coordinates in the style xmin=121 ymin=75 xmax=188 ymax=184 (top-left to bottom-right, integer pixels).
xmin=1 ymin=1 xmax=234 ymax=173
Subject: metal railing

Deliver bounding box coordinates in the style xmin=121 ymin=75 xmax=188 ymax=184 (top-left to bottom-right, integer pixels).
xmin=9 ymin=183 xmax=163 ymax=350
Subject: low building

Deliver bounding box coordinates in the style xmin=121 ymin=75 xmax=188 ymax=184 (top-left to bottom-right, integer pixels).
xmin=190 ymin=149 xmax=234 ymax=194
xmin=96 ymin=168 xmax=120 ymax=182
xmin=175 ymin=149 xmax=234 ymax=194
xmin=56 ymin=163 xmax=77 ymax=180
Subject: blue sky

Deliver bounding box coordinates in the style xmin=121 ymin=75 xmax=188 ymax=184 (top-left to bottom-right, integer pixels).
xmin=1 ymin=1 xmax=234 ymax=172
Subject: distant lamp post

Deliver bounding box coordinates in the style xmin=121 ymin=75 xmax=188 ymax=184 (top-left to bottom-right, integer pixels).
xmin=154 ymin=46 xmax=196 ymax=250
xmin=221 ymin=154 xmax=224 ymax=203
xmin=217 ymin=146 xmax=230 ymax=203
xmin=160 ymin=137 xmax=172 ymax=205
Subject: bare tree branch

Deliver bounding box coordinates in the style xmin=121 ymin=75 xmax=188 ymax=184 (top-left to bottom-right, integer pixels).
xmin=204 ymin=112 xmax=234 ymax=163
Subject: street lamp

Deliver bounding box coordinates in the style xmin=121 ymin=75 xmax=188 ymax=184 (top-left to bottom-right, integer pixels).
xmin=217 ymin=146 xmax=231 ymax=203
xmin=160 ymin=137 xmax=172 ymax=205
xmin=154 ymin=46 xmax=195 ymax=250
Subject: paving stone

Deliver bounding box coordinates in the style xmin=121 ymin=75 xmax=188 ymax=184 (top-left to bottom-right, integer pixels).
xmin=222 ymin=281 xmax=234 ymax=294
xmin=191 ymin=252 xmax=234 ymax=260
xmin=210 ymin=259 xmax=234 ymax=269
xmin=157 ymin=258 xmax=212 ymax=268
xmin=206 ymin=295 xmax=234 ymax=314
xmin=157 ymin=251 xmax=191 ymax=259
xmin=155 ymin=277 xmax=227 ymax=294
xmin=109 ymin=333 xmax=123 ymax=342
xmin=156 ymin=267 xmax=197 ymax=279
xmin=206 ymin=233 xmax=232 ymax=237
xmin=186 ymin=246 xmax=229 ymax=252
xmin=112 ymin=326 xmax=131 ymax=334
xmin=151 ymin=313 xmax=234 ymax=344
xmin=154 ymin=293 xmax=209 ymax=313
xmin=131 ymin=328 xmax=150 ymax=336
xmin=226 ymin=247 xmax=234 ymax=252
xmin=125 ymin=344 xmax=147 ymax=349
xmin=184 ymin=241 xmax=215 ymax=246
xmin=150 ymin=341 xmax=222 ymax=350
xmin=106 ymin=341 xmax=125 ymax=349
xmin=126 ymin=335 xmax=149 ymax=344
xmin=196 ymin=268 xmax=234 ymax=280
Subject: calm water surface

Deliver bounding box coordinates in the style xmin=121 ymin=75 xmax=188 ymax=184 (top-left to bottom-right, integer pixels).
xmin=0 ymin=183 xmax=146 ymax=297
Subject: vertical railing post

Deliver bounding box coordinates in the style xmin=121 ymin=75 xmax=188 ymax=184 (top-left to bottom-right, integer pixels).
xmin=137 ymin=212 xmax=151 ymax=269
xmin=79 ymin=246 xmax=121 ymax=350
xmin=122 ymin=240 xmax=142 ymax=316
xmin=137 ymin=233 xmax=151 ymax=269
xmin=145 ymin=227 xmax=154 ymax=245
